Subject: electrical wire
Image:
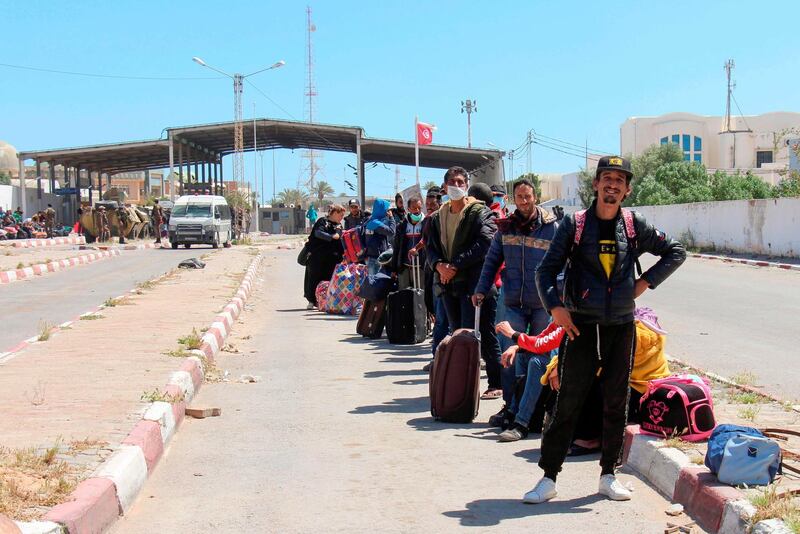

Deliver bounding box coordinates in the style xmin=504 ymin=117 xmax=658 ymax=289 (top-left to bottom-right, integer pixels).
xmin=731 ymin=92 xmax=753 ymax=132
xmin=532 ymin=139 xmax=601 ymax=162
xmin=0 ymin=61 xmax=222 ymax=80
xmin=532 ymin=131 xmax=612 ymax=155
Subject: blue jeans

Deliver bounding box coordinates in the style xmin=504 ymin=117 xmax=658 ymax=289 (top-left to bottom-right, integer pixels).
xmin=495 ymin=289 xmax=516 ymax=405
xmin=514 ymin=352 xmax=552 ymax=427
xmin=442 ymin=289 xmax=502 ymax=389
xmin=431 ymin=295 xmax=449 ymax=357
xmin=499 ymin=305 xmax=550 ymax=414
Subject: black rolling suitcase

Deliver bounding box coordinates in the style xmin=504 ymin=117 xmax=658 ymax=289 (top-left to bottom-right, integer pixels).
xmin=385 ymin=256 xmax=427 ymax=344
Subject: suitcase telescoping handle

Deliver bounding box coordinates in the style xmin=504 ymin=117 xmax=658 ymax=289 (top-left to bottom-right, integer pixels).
xmin=473 ymin=302 xmax=482 ymax=342
xmin=411 ymin=253 xmax=421 ymax=290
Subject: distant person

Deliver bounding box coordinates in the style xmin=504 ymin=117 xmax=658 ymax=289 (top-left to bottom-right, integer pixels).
xmin=390 ymin=193 xmax=406 ymax=225
xmin=363 ymin=199 xmax=395 ymax=276
xmin=391 ymin=196 xmax=425 ymax=290
xmin=44 ymin=204 xmax=56 ymax=238
xmin=306 ymin=203 xmax=319 ymax=229
xmin=423 ymin=187 xmax=447 ymax=370
xmin=303 ymin=204 xmax=345 ymax=309
xmin=152 ymin=200 xmax=164 ymax=244
xmin=344 ymin=199 xmax=370 ymax=230
xmin=525 ymin=155 xmax=686 ymax=504
xmin=490 ymin=184 xmax=510 ymax=217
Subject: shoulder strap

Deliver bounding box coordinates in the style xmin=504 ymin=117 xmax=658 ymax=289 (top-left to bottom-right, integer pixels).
xmin=573 ymin=209 xmax=587 ymax=247
xmin=621 ymin=208 xmax=642 ymax=276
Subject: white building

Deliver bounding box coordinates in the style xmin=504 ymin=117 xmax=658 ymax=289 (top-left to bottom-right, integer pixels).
xmin=620 ymin=112 xmax=800 ymax=185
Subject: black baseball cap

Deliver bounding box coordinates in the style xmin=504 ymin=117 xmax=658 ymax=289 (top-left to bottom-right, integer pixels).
xmin=348 ymin=199 xmax=360 ymax=206
xmin=595 ymin=156 xmax=633 ymax=180
xmin=490 ymin=184 xmax=506 ymax=195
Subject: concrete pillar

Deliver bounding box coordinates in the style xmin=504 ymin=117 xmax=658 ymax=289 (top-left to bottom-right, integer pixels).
xmin=74 ymin=165 xmax=81 ymax=217
xmin=48 ymin=161 xmax=55 ymax=195
xmin=178 ymin=141 xmax=184 ymax=197
xmin=214 ymin=157 xmax=219 ymax=196
xmin=144 ymin=169 xmax=151 ymax=197
xmin=201 ymin=154 xmax=206 ymax=191
xmin=168 ymin=132 xmax=175 ymax=202
xmin=219 ymin=157 xmax=224 ymax=195
xmin=35 ymin=160 xmax=42 ymax=208
xmin=98 ymin=171 xmax=103 ymax=200
xmin=356 ymin=137 xmax=365 ymax=208
xmin=18 ymin=157 xmax=26 ymax=215
xmin=193 ymin=147 xmax=199 ymax=193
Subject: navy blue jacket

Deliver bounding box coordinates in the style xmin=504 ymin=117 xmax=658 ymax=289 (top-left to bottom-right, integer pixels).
xmin=536 ymin=202 xmax=686 ymax=325
xmin=364 ymin=199 xmax=396 ymax=259
xmin=475 ymin=206 xmax=558 ymax=309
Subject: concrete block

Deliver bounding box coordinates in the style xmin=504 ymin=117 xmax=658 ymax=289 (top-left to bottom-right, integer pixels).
xmin=625 ymin=433 xmax=662 ymax=475
xmin=676 ymin=469 xmax=743 ymax=533
xmin=179 ymin=359 xmax=204 ymax=392
xmin=649 ymin=446 xmax=690 ymax=497
xmin=92 ymin=445 xmax=148 ymax=514
xmin=719 ymin=499 xmax=756 ymax=534
xmin=122 ymin=420 xmax=164 ymax=472
xmin=0 ymin=515 xmax=22 ymax=534
xmin=168 ymin=371 xmax=195 ymax=402
xmin=44 ymin=477 xmax=119 ymax=533
xmin=13 ymin=521 xmax=62 ymax=534
xmin=142 ymin=401 xmax=176 ymax=444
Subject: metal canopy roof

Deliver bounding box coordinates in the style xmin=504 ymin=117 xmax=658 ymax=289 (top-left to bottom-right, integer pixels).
xmin=18 ymin=118 xmax=503 ymax=176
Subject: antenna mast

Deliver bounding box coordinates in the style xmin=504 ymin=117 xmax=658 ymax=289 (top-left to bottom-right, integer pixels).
xmin=301 ymin=5 xmax=321 ymax=190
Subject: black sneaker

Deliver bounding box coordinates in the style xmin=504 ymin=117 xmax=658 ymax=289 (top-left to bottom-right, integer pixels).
xmin=488 ymin=406 xmax=507 ymax=428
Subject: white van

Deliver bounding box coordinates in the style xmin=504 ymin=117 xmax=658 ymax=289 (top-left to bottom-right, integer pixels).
xmin=168 ymin=195 xmax=232 ymax=249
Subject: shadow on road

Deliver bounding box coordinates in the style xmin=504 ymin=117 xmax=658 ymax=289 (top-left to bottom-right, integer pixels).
xmin=406 ymin=416 xmax=490 ymax=432
xmin=364 ymin=368 xmax=427 ymax=378
xmin=393 ymin=378 xmax=428 ymax=386
xmin=274 ymin=308 xmax=313 ymax=313
xmin=349 ymin=396 xmax=429 ymax=415
xmin=513 ymin=447 xmax=599 ymax=465
xmin=442 ymin=494 xmax=603 ymax=527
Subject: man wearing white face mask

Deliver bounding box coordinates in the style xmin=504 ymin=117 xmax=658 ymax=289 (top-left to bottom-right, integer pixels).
xmin=426 ymin=166 xmax=498 ymax=378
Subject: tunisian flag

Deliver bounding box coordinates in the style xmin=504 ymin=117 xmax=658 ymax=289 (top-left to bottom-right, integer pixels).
xmin=417 ymin=121 xmax=434 ymax=145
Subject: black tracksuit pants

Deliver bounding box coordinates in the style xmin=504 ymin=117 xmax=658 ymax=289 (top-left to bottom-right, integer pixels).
xmin=538 ymin=320 xmax=636 ymax=476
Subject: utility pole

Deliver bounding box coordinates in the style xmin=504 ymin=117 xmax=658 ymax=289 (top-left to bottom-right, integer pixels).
xmin=527 ymin=130 xmax=532 ymax=174
xmin=724 ymin=59 xmax=735 ymax=133
xmin=508 ymin=149 xmax=514 ymax=182
xmin=461 ymin=99 xmax=477 ymax=148
xmin=302 ymin=5 xmax=321 ymax=190
xmin=394 ymin=165 xmax=400 ymax=195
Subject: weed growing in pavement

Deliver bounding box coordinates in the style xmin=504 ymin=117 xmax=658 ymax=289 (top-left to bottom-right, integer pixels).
xmin=136 ymin=279 xmax=156 ymax=291
xmin=163 ymin=348 xmax=192 ymax=358
xmin=25 ymin=381 xmax=46 ymax=406
xmin=37 ymin=321 xmax=53 ymax=342
xmin=749 ymin=484 xmax=800 ymax=530
xmin=235 ymin=236 xmax=253 ymax=246
xmin=738 ymin=405 xmax=761 ymax=422
xmin=103 ymin=296 xmax=131 ymax=307
xmin=140 ymin=388 xmax=185 ymax=404
xmin=15 ymin=261 xmax=24 ymax=269
xmin=79 ymin=313 xmax=104 ymax=321
xmin=3 ymin=250 xmax=12 ymax=256
xmin=661 ymin=435 xmax=697 ymax=453
xmin=0 ymin=442 xmax=78 ymax=520
xmin=731 ymin=371 xmax=758 ymax=386
xmin=178 ymin=328 xmax=203 ymax=350
xmin=728 ymin=390 xmax=763 ymax=405
xmin=67 ymin=438 xmax=108 ymax=453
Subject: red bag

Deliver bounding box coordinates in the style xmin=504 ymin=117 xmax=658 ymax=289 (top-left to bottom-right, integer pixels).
xmin=342 ymin=228 xmax=363 ymax=263
xmin=315 ymin=281 xmax=330 ymax=310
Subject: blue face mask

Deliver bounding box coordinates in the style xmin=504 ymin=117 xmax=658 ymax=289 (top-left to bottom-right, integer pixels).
xmin=493 ymin=196 xmax=506 ymax=209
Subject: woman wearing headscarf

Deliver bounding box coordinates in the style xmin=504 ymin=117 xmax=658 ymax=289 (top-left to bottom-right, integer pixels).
xmin=303 ymin=204 xmax=346 ymax=309
xmin=363 ymin=198 xmax=396 ymax=276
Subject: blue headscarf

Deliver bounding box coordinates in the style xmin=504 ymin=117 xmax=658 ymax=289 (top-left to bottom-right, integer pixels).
xmin=366 ymin=198 xmax=390 ymax=231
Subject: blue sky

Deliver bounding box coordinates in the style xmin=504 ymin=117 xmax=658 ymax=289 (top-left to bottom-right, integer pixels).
xmin=2 ymin=0 xmax=798 ymax=200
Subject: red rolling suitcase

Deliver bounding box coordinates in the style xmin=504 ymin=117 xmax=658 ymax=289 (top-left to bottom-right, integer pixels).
xmin=429 ymin=306 xmax=481 ymax=423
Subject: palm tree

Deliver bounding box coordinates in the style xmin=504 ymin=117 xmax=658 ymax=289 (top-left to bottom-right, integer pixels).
xmin=422 ymin=180 xmax=440 ymax=192
xmin=308 ymin=180 xmax=335 ymax=204
xmin=276 ymin=188 xmax=308 ymax=207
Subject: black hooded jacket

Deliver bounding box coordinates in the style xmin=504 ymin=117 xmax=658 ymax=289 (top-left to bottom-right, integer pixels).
xmin=535 ymin=201 xmax=686 ymax=325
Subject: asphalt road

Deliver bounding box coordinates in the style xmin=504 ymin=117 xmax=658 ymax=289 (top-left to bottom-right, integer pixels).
xmin=110 ymin=250 xmax=675 ymax=534
xmin=638 ymin=255 xmax=800 ymax=400
xmin=0 ymin=247 xmax=209 ymax=352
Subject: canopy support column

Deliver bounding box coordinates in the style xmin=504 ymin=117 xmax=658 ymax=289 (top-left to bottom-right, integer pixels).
xmin=168 ymin=132 xmax=175 ymax=202
xmin=18 ymin=157 xmax=27 ymax=215
xmin=356 ymin=137 xmax=365 ymax=208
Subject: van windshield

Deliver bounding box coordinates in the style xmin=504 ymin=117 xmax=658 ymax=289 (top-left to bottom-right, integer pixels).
xmin=171 ymin=204 xmax=212 ymax=218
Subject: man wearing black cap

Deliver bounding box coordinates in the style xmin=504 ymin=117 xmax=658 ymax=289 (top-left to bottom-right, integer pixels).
xmin=344 ymin=199 xmax=370 ymax=230
xmin=524 ymin=155 xmax=686 ymax=504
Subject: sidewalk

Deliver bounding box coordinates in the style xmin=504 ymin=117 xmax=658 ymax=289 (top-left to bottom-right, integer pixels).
xmin=0 ymin=244 xmax=259 ymax=522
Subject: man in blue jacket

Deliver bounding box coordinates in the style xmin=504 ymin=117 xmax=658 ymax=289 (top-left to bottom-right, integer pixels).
xmin=473 ymin=178 xmax=558 ymax=434
xmin=524 ymin=156 xmax=686 ymax=504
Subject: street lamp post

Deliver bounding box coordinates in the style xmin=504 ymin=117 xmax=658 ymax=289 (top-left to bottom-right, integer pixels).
xmin=192 ymin=56 xmax=284 ymax=217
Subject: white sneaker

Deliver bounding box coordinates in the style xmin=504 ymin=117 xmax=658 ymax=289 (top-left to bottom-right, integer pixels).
xmin=522 ymin=477 xmax=557 ymax=504
xmin=598 ymin=474 xmax=631 ymax=501
xmin=306 ymin=302 xmax=316 ymax=310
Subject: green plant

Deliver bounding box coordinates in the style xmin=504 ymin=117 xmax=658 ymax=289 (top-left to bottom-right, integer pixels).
xmin=79 ymin=313 xmax=104 ymax=321
xmin=140 ymin=388 xmax=185 ymax=403
xmin=163 ymin=348 xmax=192 ymax=358
xmin=731 ymin=371 xmax=757 ymax=386
xmin=749 ymin=485 xmax=800 ymax=530
xmin=16 ymin=262 xmax=24 ymax=269
xmin=235 ymin=236 xmax=254 ymax=246
xmin=728 ymin=390 xmax=762 ymax=405
xmin=738 ymin=405 xmax=761 ymax=422
xmin=177 ymin=328 xmax=203 ymax=350
xmin=37 ymin=321 xmax=53 ymax=342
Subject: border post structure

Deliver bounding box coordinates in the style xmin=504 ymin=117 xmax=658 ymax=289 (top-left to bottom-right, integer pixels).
xmin=356 ymin=137 xmax=365 ymax=208
xmin=35 ymin=160 xmax=42 ymax=207
xmin=98 ymin=171 xmax=103 ymax=202
xmin=219 ymin=157 xmax=224 ymax=195
xmin=177 ymin=140 xmax=184 ymax=198
xmin=74 ymin=165 xmax=81 ymax=222
xmin=144 ymin=170 xmax=151 ymax=198
xmin=88 ymin=170 xmax=94 ymax=207
xmin=168 ymin=132 xmax=175 ymax=202
xmin=213 ymin=156 xmax=219 ymax=196
xmin=48 ymin=161 xmax=55 ymax=197
xmin=18 ymin=157 xmax=26 ymax=216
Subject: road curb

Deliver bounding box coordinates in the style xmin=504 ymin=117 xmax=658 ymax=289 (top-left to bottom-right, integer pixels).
xmin=14 ymin=252 xmax=263 ymax=534
xmin=1 ymin=236 xmax=87 ymax=249
xmin=689 ymin=253 xmax=800 ymax=272
xmin=0 ymin=249 xmax=122 ymax=285
xmin=622 ymin=425 xmax=793 ymax=533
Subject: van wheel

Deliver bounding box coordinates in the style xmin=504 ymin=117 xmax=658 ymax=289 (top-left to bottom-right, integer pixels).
xmin=223 ymin=231 xmax=232 ymax=248
xmin=184 ymin=243 xmax=191 ymax=249
xmin=212 ymin=235 xmax=219 ymax=249
xmin=171 ymin=242 xmax=179 ymax=250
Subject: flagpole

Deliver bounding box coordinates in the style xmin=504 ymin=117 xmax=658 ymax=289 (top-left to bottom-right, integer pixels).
xmin=414 ymin=115 xmax=420 ymax=188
